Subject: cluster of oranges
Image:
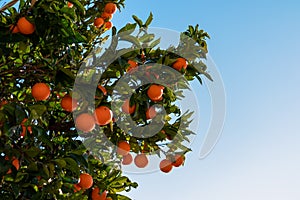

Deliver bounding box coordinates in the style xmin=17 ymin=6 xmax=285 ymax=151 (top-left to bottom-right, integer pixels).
xmin=10 ymin=2 xmax=117 ymax=35
xmin=93 ymin=2 xmax=117 ymax=30
xmin=73 ymin=173 xmax=111 ymax=200
xmin=10 ymin=17 xmax=35 ymax=35
xmin=117 ymin=141 xmax=184 ymax=173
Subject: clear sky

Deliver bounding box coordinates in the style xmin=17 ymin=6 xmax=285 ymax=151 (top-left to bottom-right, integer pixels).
xmin=112 ymin=0 xmax=300 ymax=199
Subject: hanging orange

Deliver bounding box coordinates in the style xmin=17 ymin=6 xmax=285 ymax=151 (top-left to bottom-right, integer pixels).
xmin=104 ymin=3 xmax=117 ymax=14
xmin=78 ymin=173 xmax=93 ymax=189
xmin=31 ymin=83 xmax=51 ymax=101
xmin=17 ymin=17 xmax=35 ymax=35
xmin=75 ymin=113 xmax=95 ymax=133
xmin=94 ymin=106 xmax=113 ymax=126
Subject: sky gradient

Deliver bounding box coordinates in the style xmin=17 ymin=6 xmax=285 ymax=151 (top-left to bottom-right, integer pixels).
xmin=112 ymin=0 xmax=300 ymax=199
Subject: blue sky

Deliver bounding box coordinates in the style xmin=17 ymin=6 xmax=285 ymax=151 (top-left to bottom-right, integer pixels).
xmin=113 ymin=0 xmax=300 ymax=199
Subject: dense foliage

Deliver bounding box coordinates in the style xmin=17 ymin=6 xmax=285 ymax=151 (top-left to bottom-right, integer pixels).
xmin=0 ymin=0 xmax=211 ymax=199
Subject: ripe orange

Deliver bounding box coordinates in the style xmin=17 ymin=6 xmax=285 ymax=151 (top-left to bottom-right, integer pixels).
xmin=61 ymin=95 xmax=78 ymax=112
xmin=31 ymin=83 xmax=51 ymax=101
xmin=10 ymin=25 xmax=19 ymax=33
xmin=126 ymin=60 xmax=138 ymax=72
xmin=101 ymin=12 xmax=113 ymax=21
xmin=104 ymin=3 xmax=117 ymax=14
xmin=117 ymin=141 xmax=130 ymax=156
xmin=91 ymin=187 xmax=107 ymax=200
xmin=73 ymin=184 xmax=82 ymax=192
xmin=67 ymin=2 xmax=73 ymax=8
xmin=94 ymin=106 xmax=113 ymax=126
xmin=17 ymin=17 xmax=35 ymax=35
xmin=121 ymin=99 xmax=136 ymax=114
xmin=172 ymin=154 xmax=184 ymax=167
xmin=147 ymin=84 xmax=164 ymax=101
xmin=122 ymin=153 xmax=133 ymax=165
xmin=98 ymin=85 xmax=107 ymax=96
xmin=75 ymin=113 xmax=95 ymax=133
xmin=159 ymin=159 xmax=173 ymax=173
xmin=94 ymin=17 xmax=104 ymax=28
xmin=104 ymin=21 xmax=113 ymax=30
xmin=146 ymin=106 xmax=156 ymax=119
xmin=134 ymin=154 xmax=148 ymax=168
xmin=172 ymin=58 xmax=188 ymax=71
xmin=78 ymin=173 xmax=93 ymax=189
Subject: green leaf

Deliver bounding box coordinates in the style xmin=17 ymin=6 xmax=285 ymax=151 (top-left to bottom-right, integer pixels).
xmin=119 ymin=35 xmax=141 ymax=48
xmin=144 ymin=12 xmax=153 ymax=27
xmin=24 ymin=147 xmax=40 ymax=157
xmin=64 ymin=157 xmax=79 ymax=174
xmin=53 ymin=159 xmax=67 ymax=168
xmin=118 ymin=23 xmax=137 ymax=34
xmin=132 ymin=15 xmax=143 ymax=27
xmin=29 ymin=105 xmax=47 ymax=117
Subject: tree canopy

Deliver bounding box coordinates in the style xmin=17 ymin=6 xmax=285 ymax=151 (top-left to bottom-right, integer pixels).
xmin=0 ymin=0 xmax=211 ymax=199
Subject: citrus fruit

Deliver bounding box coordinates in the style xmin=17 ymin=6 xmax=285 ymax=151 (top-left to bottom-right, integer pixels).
xmin=101 ymin=12 xmax=113 ymax=21
xmin=78 ymin=173 xmax=93 ymax=189
xmin=10 ymin=25 xmax=19 ymax=33
xmin=104 ymin=3 xmax=117 ymax=14
xmin=75 ymin=113 xmax=95 ymax=133
xmin=126 ymin=60 xmax=138 ymax=72
xmin=146 ymin=106 xmax=156 ymax=119
xmin=91 ymin=187 xmax=107 ymax=200
xmin=172 ymin=154 xmax=184 ymax=167
xmin=94 ymin=106 xmax=113 ymax=126
xmin=134 ymin=154 xmax=148 ymax=168
xmin=117 ymin=141 xmax=130 ymax=156
xmin=73 ymin=184 xmax=81 ymax=192
xmin=104 ymin=21 xmax=113 ymax=30
xmin=31 ymin=83 xmax=51 ymax=101
xmin=98 ymin=85 xmax=107 ymax=96
xmin=94 ymin=17 xmax=104 ymax=28
xmin=121 ymin=99 xmax=136 ymax=114
xmin=172 ymin=58 xmax=188 ymax=71
xmin=122 ymin=153 xmax=133 ymax=165
xmin=61 ymin=95 xmax=78 ymax=112
xmin=20 ymin=118 xmax=32 ymax=137
xmin=159 ymin=159 xmax=173 ymax=173
xmin=17 ymin=17 xmax=35 ymax=35
xmin=147 ymin=84 xmax=164 ymax=101
xmin=67 ymin=2 xmax=73 ymax=8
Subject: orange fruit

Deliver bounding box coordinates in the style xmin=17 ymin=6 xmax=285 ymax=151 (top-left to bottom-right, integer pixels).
xmin=134 ymin=154 xmax=148 ymax=168
xmin=31 ymin=83 xmax=51 ymax=101
xmin=126 ymin=60 xmax=138 ymax=72
xmin=172 ymin=154 xmax=184 ymax=167
xmin=98 ymin=85 xmax=107 ymax=96
xmin=73 ymin=184 xmax=82 ymax=192
xmin=17 ymin=17 xmax=35 ymax=35
xmin=94 ymin=106 xmax=113 ymax=126
xmin=147 ymin=84 xmax=164 ymax=101
xmin=104 ymin=3 xmax=117 ymax=14
xmin=20 ymin=118 xmax=32 ymax=137
xmin=7 ymin=157 xmax=20 ymax=174
xmin=146 ymin=106 xmax=156 ymax=119
xmin=159 ymin=159 xmax=173 ymax=173
xmin=10 ymin=25 xmax=19 ymax=33
xmin=75 ymin=113 xmax=95 ymax=133
xmin=121 ymin=99 xmax=136 ymax=114
xmin=117 ymin=141 xmax=130 ymax=156
xmin=172 ymin=58 xmax=188 ymax=71
xmin=61 ymin=95 xmax=78 ymax=112
xmin=67 ymin=2 xmax=73 ymax=8
xmin=122 ymin=153 xmax=133 ymax=165
xmin=104 ymin=21 xmax=113 ymax=30
xmin=101 ymin=12 xmax=113 ymax=21
xmin=94 ymin=17 xmax=104 ymax=28
xmin=78 ymin=173 xmax=93 ymax=189
xmin=91 ymin=187 xmax=107 ymax=200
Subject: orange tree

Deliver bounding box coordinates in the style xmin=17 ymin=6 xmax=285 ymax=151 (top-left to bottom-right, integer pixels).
xmin=0 ymin=0 xmax=211 ymax=199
